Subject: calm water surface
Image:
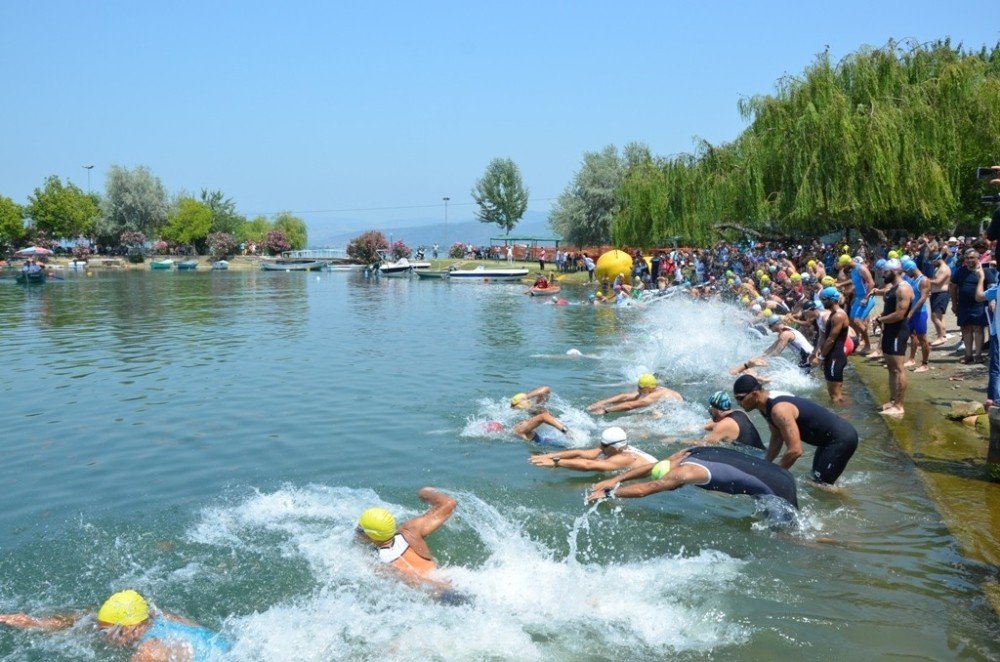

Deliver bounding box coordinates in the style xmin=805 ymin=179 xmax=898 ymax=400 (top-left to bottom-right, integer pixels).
xmin=0 ymin=271 xmax=997 ymax=660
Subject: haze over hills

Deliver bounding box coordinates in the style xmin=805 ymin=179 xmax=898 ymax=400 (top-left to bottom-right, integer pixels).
xmin=311 ymin=210 xmax=558 ymax=249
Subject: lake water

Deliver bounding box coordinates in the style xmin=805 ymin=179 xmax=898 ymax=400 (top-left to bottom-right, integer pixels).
xmin=0 ymin=270 xmax=997 ymax=660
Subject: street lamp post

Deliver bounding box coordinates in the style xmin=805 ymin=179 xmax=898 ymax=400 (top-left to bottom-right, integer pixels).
xmin=83 ymin=165 xmax=94 ymax=193
xmin=442 ymin=197 xmax=450 ymax=249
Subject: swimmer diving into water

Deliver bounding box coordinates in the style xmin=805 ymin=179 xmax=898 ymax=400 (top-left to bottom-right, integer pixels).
xmin=529 ymin=426 xmax=656 ymax=472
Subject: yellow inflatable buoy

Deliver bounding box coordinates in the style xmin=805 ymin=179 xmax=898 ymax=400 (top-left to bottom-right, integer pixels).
xmin=595 ymin=250 xmax=633 ymax=282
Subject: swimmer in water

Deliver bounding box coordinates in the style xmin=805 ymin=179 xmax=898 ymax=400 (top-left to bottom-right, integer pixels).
xmin=691 ymin=391 xmax=765 ymax=450
xmin=529 ymin=426 xmax=656 ymax=472
xmin=357 ymin=487 xmax=465 ymax=602
xmin=508 ymin=386 xmax=572 ymax=445
xmin=585 ymin=446 xmax=799 ymax=516
xmin=587 ymin=374 xmax=683 ymax=415
xmin=735 ymin=314 xmax=814 ymax=373
xmin=734 ymin=374 xmax=859 ymax=488
xmin=0 ymin=589 xmax=231 ymax=660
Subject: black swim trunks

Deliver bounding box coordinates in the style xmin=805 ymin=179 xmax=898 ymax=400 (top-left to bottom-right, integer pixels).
xmin=930 ymin=291 xmax=950 ymax=316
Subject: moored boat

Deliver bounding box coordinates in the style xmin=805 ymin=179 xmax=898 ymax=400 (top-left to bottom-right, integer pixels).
xmin=261 ymin=260 xmax=324 ymax=271
xmin=447 ymin=267 xmax=529 ymax=282
xmin=15 ymin=271 xmax=46 ymax=285
xmin=379 ymin=258 xmax=415 ymax=277
xmin=211 ymin=260 xmax=229 ymax=270
xmin=324 ymin=264 xmax=363 ymax=272
xmin=151 ymin=259 xmax=174 ymax=270
xmin=177 ymin=260 xmax=199 ymax=271
xmin=415 ymin=269 xmax=451 ymax=279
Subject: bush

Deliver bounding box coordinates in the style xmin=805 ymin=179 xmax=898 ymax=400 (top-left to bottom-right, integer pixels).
xmin=391 ymin=240 xmax=411 ymax=260
xmin=448 ymin=242 xmax=465 ymax=258
xmin=263 ymin=230 xmax=290 ymax=255
xmin=152 ymin=239 xmax=171 ymax=255
xmin=72 ymin=240 xmax=91 ymax=261
xmin=127 ymin=249 xmax=145 ymax=263
xmin=119 ymin=231 xmax=146 ymax=249
xmin=207 ymin=232 xmax=238 ymax=258
xmin=346 ymin=230 xmax=389 ymax=264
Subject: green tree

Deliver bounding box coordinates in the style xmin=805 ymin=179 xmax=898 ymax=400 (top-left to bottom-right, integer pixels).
xmin=200 ymin=189 xmax=245 ymax=235
xmin=273 ymin=211 xmax=308 ymax=250
xmin=25 ymin=176 xmax=99 ymax=239
xmin=97 ymin=165 xmax=168 ymax=243
xmin=471 ymin=157 xmax=529 ymax=235
xmin=236 ymin=215 xmax=272 ymax=244
xmin=0 ymin=195 xmax=25 ymax=252
xmin=162 ymin=197 xmax=213 ymax=249
xmin=346 ymin=230 xmax=389 ymax=264
xmin=549 ymin=144 xmax=648 ymax=247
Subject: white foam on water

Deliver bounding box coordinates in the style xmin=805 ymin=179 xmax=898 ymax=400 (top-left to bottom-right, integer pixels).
xmin=187 ymin=485 xmax=750 ymax=660
xmin=460 ymin=395 xmax=597 ymax=448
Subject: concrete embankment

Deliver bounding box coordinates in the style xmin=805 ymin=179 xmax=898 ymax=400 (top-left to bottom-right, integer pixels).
xmin=850 ymin=344 xmax=1000 ymax=613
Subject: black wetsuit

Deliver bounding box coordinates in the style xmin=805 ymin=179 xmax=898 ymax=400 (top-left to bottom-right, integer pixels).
xmin=722 ymin=410 xmax=765 ymax=450
xmin=823 ymin=312 xmax=849 ymax=383
xmin=880 ymin=283 xmax=909 ymax=356
xmin=763 ymin=395 xmax=859 ymax=484
xmin=679 ymin=446 xmax=798 ymax=508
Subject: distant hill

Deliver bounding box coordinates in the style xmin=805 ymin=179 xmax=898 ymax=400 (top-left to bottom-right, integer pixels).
xmin=312 ymin=211 xmax=558 ymax=249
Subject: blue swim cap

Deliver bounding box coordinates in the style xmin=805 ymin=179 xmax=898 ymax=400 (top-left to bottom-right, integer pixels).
xmin=708 ymin=390 xmax=732 ymax=410
xmin=874 ymin=258 xmax=887 ymax=270
xmin=820 ymin=286 xmax=841 ymax=302
xmin=762 ymin=287 xmax=770 ymax=296
xmin=901 ymin=258 xmax=917 ymax=272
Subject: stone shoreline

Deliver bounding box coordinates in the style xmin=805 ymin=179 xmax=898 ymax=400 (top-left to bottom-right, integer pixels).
xmin=848 ymin=315 xmax=1000 ymax=614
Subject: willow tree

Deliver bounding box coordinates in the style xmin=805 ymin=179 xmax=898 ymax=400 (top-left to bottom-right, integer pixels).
xmin=613 ymin=40 xmax=1000 ymax=244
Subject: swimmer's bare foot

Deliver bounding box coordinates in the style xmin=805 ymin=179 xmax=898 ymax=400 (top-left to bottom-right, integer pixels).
xmin=903 ymin=360 xmax=916 ymax=368
xmin=866 ymin=350 xmax=883 ymax=359
xmin=879 ymin=405 xmax=905 ymax=417
xmin=880 ymin=401 xmax=895 ymax=411
xmin=912 ymin=364 xmax=929 ymax=373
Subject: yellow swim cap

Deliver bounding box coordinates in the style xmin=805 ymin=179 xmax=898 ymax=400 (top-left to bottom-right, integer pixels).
xmin=358 ymin=507 xmax=396 ymax=542
xmin=755 ymin=269 xmax=764 ymax=278
xmin=821 ymin=275 xmax=836 ymax=286
xmin=97 ymin=590 xmax=149 ymax=627
xmin=760 ymin=275 xmax=770 ymax=284
xmin=740 ymin=296 xmax=749 ymax=305
xmin=838 ymin=254 xmax=852 ymax=267
xmin=638 ymin=373 xmax=657 ymax=389
xmin=842 ymin=245 xmax=849 ymax=252
xmin=510 ymin=393 xmax=529 ymax=409
xmin=807 ymin=259 xmax=816 ymax=268
xmin=651 ymin=460 xmax=672 ymax=480
xmin=887 ymin=250 xmax=899 ymax=259
xmin=790 ymin=273 xmax=802 ymax=281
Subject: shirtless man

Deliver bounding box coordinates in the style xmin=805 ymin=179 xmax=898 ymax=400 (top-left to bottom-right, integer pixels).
xmin=587 ymin=374 xmax=683 ymax=414
xmin=928 ymin=248 xmax=953 ymax=346
xmin=508 ymin=386 xmax=571 ymax=445
xmin=529 ymin=426 xmax=657 ymax=472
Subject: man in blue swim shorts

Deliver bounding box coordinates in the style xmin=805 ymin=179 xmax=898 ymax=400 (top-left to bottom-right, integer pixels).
xmin=902 ymin=258 xmax=932 ymax=372
xmin=841 ymin=255 xmax=877 ymax=355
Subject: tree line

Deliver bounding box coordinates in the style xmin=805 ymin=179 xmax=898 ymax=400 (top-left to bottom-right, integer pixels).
xmin=550 ymin=40 xmax=1000 ymax=248
xmin=0 ymin=165 xmax=307 ymax=257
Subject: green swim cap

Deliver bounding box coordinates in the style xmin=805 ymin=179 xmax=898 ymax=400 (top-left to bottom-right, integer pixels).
xmin=651 ymin=460 xmax=671 ymax=480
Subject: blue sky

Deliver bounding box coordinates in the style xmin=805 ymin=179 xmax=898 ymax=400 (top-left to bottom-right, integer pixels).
xmin=1 ymin=1 xmax=996 ymax=241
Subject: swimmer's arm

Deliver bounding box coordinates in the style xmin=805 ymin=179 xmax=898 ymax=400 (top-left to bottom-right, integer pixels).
xmin=524 ymin=386 xmax=551 ymax=404
xmin=557 ymin=454 xmax=634 ymax=472
xmin=0 ymin=613 xmax=82 ymax=630
xmin=761 ymin=334 xmax=789 ymax=357
xmin=132 ymin=639 xmax=179 ymax=662
xmin=587 ymin=393 xmax=631 ymax=411
xmin=530 ymin=448 xmax=600 ymax=466
xmin=764 ymin=421 xmax=784 ymax=463
xmin=612 ymin=464 xmax=703 ymax=498
xmin=769 ymin=407 xmax=803 ymax=469
xmin=700 ymin=418 xmax=737 ymax=444
xmin=403 ymin=488 xmax=457 ymax=538
xmin=603 ymin=396 xmax=655 ymax=413
xmin=913 ymin=279 xmax=931 ymax=312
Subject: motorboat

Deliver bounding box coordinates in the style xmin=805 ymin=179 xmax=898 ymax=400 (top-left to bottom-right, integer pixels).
xmin=150 ymin=259 xmax=174 ymax=270
xmin=261 ymin=260 xmax=324 ymax=271
xmin=415 ymin=269 xmax=451 ymax=279
xmin=324 ymin=263 xmax=364 ymax=272
xmin=379 ymin=258 xmax=415 ymax=277
xmin=211 ymin=260 xmax=229 ymax=270
xmin=409 ymin=261 xmax=432 ymax=271
xmin=447 ymin=267 xmax=529 ymax=282
xmin=177 ymin=260 xmax=199 ymax=271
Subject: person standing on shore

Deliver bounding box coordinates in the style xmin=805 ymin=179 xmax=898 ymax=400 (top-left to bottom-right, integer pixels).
xmin=843 ymin=255 xmax=877 ymax=355
xmin=539 ymin=247 xmax=546 ymax=271
xmin=872 ymin=258 xmax=913 ymax=416
xmin=902 ymin=258 xmax=932 ymax=373
xmin=811 ymin=286 xmax=851 ymax=404
xmin=584 ymin=253 xmax=595 ymax=282
xmin=951 ymin=248 xmax=994 ymax=364
xmin=733 ymin=374 xmax=859 ymax=487
xmin=974 ymin=262 xmax=1000 ymax=406
xmin=929 ymin=249 xmax=953 ymax=346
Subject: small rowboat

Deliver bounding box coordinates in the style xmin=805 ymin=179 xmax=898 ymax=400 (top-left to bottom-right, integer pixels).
xmin=16 ymin=271 xmax=46 ymax=285
xmin=261 ymin=260 xmax=324 ymax=271
xmin=177 ymin=260 xmax=199 ymax=271
xmin=211 ymin=260 xmax=229 ymax=270
xmin=150 ymin=259 xmax=174 ymax=270
xmin=415 ymin=269 xmax=451 ymax=279
xmin=528 ymin=286 xmax=561 ymax=296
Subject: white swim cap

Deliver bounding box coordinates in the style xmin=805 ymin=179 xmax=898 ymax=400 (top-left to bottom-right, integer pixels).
xmin=600 ymin=427 xmax=627 ymax=446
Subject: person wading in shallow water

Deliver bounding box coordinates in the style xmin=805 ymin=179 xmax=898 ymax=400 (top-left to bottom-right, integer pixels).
xmin=733 ymin=374 xmax=859 ymax=489
xmin=0 ymin=589 xmax=231 ymax=661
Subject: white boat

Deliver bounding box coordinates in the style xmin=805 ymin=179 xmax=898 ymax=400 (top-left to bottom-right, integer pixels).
xmin=324 ymin=264 xmax=364 ymax=272
xmin=409 ymin=261 xmax=432 ymax=271
xmin=261 ymin=260 xmax=323 ymax=271
xmin=379 ymin=258 xmax=415 ymax=277
xmin=415 ymin=269 xmax=450 ymax=280
xmin=211 ymin=260 xmax=229 ymax=270
xmin=447 ymin=266 xmax=529 ymax=282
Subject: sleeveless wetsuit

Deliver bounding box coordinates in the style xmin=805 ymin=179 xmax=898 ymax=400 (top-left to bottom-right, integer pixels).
xmin=880 ymin=283 xmax=909 ymax=356
xmin=721 ymin=410 xmax=765 ymax=450
xmin=678 ymin=446 xmax=798 ymax=508
xmin=823 ymin=311 xmax=849 ymax=383
xmin=903 ymin=272 xmax=929 ymax=336
xmin=849 ymin=267 xmax=877 ymax=320
xmin=378 ymin=533 xmax=438 ymax=580
xmin=763 ymin=395 xmax=859 ymax=484
xmin=139 ymin=618 xmax=231 ymax=661
xmin=531 ymin=431 xmax=567 ymax=448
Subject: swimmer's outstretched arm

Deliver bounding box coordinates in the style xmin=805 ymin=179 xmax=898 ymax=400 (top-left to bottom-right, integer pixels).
xmin=586 ymin=393 xmax=632 ymax=412
xmin=0 ymin=612 xmax=83 ymax=630
xmin=523 ymin=386 xmax=551 ymax=404
xmin=530 ymin=448 xmax=601 ymax=464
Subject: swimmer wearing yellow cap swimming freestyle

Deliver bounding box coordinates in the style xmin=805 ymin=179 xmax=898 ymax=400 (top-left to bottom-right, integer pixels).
xmin=357 ymin=488 xmax=462 ymax=599
xmin=0 ymin=589 xmax=231 ymax=659
xmin=586 ymin=373 xmax=683 ymax=415
xmin=505 ymin=385 xmax=572 ymax=446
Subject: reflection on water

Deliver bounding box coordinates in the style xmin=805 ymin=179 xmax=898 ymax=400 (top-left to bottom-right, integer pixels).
xmin=0 ymin=274 xmax=997 ymax=660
